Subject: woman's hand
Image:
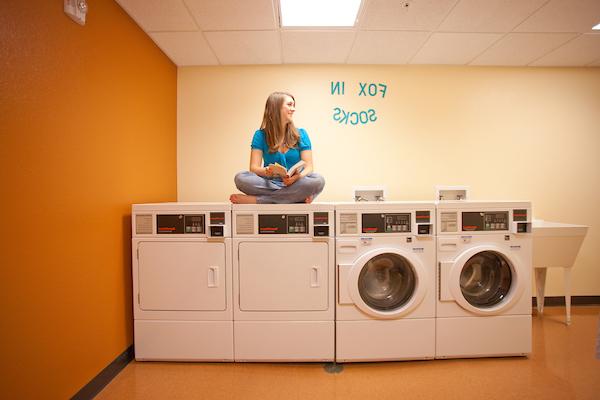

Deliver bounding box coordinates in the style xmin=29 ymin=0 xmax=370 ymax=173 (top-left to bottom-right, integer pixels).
xmin=264 ymin=165 xmax=273 ymax=177
xmin=282 ymin=173 xmax=301 ymax=186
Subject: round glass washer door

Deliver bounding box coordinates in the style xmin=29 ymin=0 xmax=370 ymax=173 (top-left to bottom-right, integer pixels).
xmin=357 ymin=253 xmax=416 ymax=312
xmin=460 ymin=251 xmax=512 ymax=308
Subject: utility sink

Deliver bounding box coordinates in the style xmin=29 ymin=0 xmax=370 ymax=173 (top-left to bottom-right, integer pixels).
xmin=532 ymin=220 xmax=589 ymax=325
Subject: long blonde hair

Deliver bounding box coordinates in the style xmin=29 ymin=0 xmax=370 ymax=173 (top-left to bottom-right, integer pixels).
xmin=260 ymin=91 xmax=300 ymax=153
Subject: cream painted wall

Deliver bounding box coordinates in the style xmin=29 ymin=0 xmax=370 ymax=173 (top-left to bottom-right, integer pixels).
xmin=178 ymin=65 xmax=599 ymax=296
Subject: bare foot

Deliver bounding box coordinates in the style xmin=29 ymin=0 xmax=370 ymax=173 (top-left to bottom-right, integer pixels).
xmin=304 ymin=196 xmax=313 ymax=204
xmin=230 ymin=193 xmax=257 ymax=204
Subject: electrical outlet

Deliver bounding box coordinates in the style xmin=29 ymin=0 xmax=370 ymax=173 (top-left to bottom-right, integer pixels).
xmin=64 ymin=0 xmax=87 ymax=26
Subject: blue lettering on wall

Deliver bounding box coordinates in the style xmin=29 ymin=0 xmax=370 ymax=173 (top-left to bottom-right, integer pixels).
xmin=333 ymin=107 xmax=377 ymax=125
xmin=331 ymin=81 xmax=387 ymax=125
xmin=331 ymin=81 xmax=345 ymax=95
xmin=358 ymin=82 xmax=387 ymax=98
xmin=358 ymin=82 xmax=366 ymax=96
xmin=368 ymin=109 xmax=377 ymax=122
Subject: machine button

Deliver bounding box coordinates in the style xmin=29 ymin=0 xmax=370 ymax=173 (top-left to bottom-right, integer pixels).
xmin=314 ymin=226 xmax=329 ymax=237
xmin=418 ymin=225 xmax=431 ymax=235
xmin=210 ymin=226 xmax=224 ymax=237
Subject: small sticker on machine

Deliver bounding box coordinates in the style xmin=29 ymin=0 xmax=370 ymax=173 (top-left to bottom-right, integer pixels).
xmin=441 ymin=212 xmax=458 ymax=232
xmin=340 ymin=213 xmax=358 ymax=234
xmin=236 ymin=214 xmax=254 ymax=235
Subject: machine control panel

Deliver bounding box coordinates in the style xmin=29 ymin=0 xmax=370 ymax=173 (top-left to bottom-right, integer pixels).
xmin=209 ymin=212 xmax=225 ymax=237
xmin=258 ymin=214 xmax=309 ymax=234
xmin=210 ymin=212 xmax=225 ymax=225
xmin=314 ymin=212 xmax=329 ymax=225
xmin=313 ymin=212 xmax=330 ymax=237
xmin=157 ymin=214 xmax=205 ymax=234
xmin=462 ymin=211 xmax=509 ymax=231
xmin=512 ymin=209 xmax=531 ymax=233
xmin=416 ymin=210 xmax=433 ymax=235
xmin=513 ymin=209 xmax=528 ymax=221
xmin=416 ymin=211 xmax=431 ymax=223
xmin=362 ymin=213 xmax=411 ymax=233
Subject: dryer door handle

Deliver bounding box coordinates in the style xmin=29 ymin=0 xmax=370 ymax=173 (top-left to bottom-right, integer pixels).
xmin=310 ymin=266 xmax=320 ymax=288
xmin=208 ymin=266 xmax=220 ymax=288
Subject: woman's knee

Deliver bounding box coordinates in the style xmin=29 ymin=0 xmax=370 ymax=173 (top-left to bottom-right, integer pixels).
xmin=305 ymin=173 xmax=325 ymax=193
xmin=312 ymin=173 xmax=325 ymax=189
xmin=234 ymin=171 xmax=252 ymax=191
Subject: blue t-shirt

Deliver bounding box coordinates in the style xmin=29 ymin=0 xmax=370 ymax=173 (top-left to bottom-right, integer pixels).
xmin=251 ymin=128 xmax=312 ymax=170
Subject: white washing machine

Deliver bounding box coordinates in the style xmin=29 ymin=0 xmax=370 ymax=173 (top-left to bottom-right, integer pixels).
xmin=131 ymin=203 xmax=233 ymax=361
xmin=436 ymin=201 xmax=532 ymax=359
xmin=335 ymin=202 xmax=436 ymax=362
xmin=232 ymin=203 xmax=335 ymax=362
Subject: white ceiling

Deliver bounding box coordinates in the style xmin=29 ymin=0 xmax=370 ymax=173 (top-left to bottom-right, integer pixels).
xmin=115 ymin=0 xmax=600 ymax=67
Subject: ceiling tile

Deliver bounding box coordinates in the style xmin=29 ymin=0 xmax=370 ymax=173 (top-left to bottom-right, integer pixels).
xmin=205 ymin=31 xmax=282 ymax=64
xmin=282 ymin=31 xmax=356 ymax=64
xmin=115 ymin=0 xmax=197 ymax=32
xmin=531 ymin=33 xmax=600 ymax=66
xmin=514 ymin=0 xmax=600 ymax=33
xmin=348 ymin=31 xmax=430 ymax=64
xmin=438 ymin=0 xmax=547 ymax=33
xmin=185 ymin=0 xmax=277 ymax=31
xmin=361 ymin=0 xmax=457 ymax=30
xmin=114 ymin=0 xmax=600 ymax=66
xmin=411 ymin=33 xmax=502 ymax=65
xmin=471 ymin=33 xmax=577 ymax=66
xmin=149 ymin=32 xmax=218 ymax=66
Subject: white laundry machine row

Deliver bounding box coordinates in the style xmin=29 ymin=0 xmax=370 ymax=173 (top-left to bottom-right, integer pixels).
xmin=232 ymin=203 xmax=335 ymax=362
xmin=130 ymin=200 xmax=533 ymax=363
xmin=435 ymin=201 xmax=532 ymax=359
xmin=131 ymin=203 xmax=233 ymax=361
xmin=335 ymin=202 xmax=437 ymax=362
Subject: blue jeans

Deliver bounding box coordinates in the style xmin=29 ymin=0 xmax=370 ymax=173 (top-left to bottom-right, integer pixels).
xmin=234 ymin=171 xmax=325 ymax=204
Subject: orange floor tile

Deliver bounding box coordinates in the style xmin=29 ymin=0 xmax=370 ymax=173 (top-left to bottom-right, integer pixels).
xmin=96 ymin=306 xmax=600 ymax=400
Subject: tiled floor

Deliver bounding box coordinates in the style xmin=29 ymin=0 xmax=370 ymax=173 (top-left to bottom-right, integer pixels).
xmin=97 ymin=306 xmax=600 ymax=400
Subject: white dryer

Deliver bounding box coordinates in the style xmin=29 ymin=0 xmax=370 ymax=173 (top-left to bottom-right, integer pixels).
xmin=131 ymin=203 xmax=233 ymax=361
xmin=232 ymin=203 xmax=335 ymax=362
xmin=436 ymin=201 xmax=532 ymax=359
xmin=335 ymin=202 xmax=436 ymax=362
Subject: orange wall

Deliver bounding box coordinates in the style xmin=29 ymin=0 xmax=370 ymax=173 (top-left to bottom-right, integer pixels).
xmin=0 ymin=1 xmax=176 ymax=398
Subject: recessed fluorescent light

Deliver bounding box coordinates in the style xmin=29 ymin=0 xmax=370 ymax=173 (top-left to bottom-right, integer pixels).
xmin=593 ymin=22 xmax=600 ymax=30
xmin=280 ymin=0 xmax=362 ymax=27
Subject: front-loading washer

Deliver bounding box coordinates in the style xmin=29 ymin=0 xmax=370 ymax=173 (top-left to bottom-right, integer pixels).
xmin=232 ymin=203 xmax=334 ymax=362
xmin=131 ymin=202 xmax=233 ymax=361
xmin=335 ymin=202 xmax=436 ymax=362
xmin=436 ymin=201 xmax=532 ymax=358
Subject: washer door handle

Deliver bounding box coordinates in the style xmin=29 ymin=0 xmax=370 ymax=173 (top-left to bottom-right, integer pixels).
xmin=439 ymin=261 xmax=454 ymax=301
xmin=208 ymin=266 xmax=220 ymax=288
xmin=310 ymin=266 xmax=320 ymax=288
